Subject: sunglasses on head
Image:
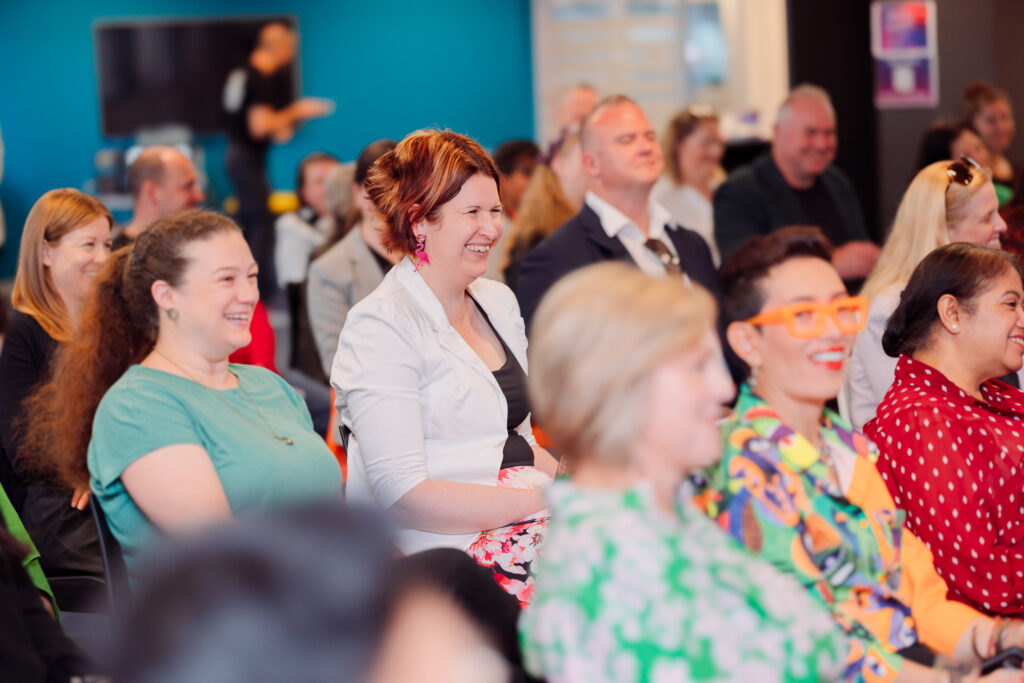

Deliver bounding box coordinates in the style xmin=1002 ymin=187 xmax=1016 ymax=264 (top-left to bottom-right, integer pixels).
xmin=946 ymin=154 xmax=981 ymax=187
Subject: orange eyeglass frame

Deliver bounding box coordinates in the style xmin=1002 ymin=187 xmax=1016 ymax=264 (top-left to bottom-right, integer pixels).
xmin=746 ymin=296 xmax=869 ymax=339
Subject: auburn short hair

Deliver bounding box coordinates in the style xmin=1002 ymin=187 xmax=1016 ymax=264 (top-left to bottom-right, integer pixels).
xmin=364 ymin=130 xmax=499 ymax=256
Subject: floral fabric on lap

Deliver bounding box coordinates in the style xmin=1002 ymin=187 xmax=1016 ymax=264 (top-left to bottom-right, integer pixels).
xmin=865 ymin=355 xmax=1024 ymax=615
xmin=467 ymin=465 xmax=550 ymax=607
xmin=520 ymin=480 xmax=847 ymax=683
xmin=695 ymin=384 xmax=979 ymax=682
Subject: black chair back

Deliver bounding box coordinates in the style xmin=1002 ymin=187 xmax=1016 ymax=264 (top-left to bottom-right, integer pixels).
xmin=91 ymin=502 xmax=132 ymax=615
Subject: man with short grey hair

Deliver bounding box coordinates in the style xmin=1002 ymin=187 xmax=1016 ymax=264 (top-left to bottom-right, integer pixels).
xmin=713 ymin=84 xmax=879 ymax=282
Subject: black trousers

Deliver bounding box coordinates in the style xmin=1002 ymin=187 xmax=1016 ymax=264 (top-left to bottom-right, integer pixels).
xmin=226 ymin=142 xmax=276 ymax=298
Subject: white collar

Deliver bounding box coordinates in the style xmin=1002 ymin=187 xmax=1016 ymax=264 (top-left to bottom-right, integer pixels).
xmin=585 ymin=191 xmax=674 ymax=241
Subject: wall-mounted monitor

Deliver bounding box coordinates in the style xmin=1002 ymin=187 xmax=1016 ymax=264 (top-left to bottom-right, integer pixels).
xmin=94 ymin=15 xmax=297 ymax=137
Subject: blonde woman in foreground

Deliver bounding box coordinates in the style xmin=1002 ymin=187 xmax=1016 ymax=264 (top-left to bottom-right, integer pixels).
xmin=520 ymin=262 xmax=848 ymax=682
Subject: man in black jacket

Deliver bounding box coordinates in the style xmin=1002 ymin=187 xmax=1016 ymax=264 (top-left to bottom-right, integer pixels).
xmin=516 ymin=95 xmax=740 ymax=380
xmin=713 ymin=84 xmax=879 ymax=283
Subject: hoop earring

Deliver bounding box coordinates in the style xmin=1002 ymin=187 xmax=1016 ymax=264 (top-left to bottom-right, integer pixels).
xmin=413 ymin=234 xmax=430 ymax=270
xmin=168 ymin=308 xmax=179 ymax=321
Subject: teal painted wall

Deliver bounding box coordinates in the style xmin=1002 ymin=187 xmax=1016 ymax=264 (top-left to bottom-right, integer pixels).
xmin=0 ymin=1 xmax=534 ymax=277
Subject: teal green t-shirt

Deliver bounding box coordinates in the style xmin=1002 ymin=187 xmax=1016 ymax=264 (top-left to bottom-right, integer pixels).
xmin=88 ymin=364 xmax=343 ymax=577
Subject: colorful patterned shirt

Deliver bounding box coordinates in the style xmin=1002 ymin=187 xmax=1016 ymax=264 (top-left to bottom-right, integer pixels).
xmin=694 ymin=385 xmax=979 ymax=682
xmin=865 ymin=355 xmax=1024 ymax=615
xmin=520 ymin=480 xmax=847 ymax=682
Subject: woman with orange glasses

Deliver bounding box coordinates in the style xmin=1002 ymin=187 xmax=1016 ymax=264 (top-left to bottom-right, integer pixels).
xmin=696 ymin=227 xmax=1024 ymax=682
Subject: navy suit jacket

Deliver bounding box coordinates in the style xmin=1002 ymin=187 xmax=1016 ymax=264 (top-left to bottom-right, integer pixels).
xmin=516 ymin=203 xmax=743 ymax=382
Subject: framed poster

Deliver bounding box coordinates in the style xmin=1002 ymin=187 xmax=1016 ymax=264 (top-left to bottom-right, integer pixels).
xmin=870 ymin=1 xmax=938 ymax=108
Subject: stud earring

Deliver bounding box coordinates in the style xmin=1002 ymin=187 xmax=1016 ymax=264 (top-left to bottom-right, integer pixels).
xmin=950 ymin=323 xmax=958 ymax=331
xmin=168 ymin=308 xmax=179 ymax=320
xmin=413 ymin=234 xmax=430 ymax=270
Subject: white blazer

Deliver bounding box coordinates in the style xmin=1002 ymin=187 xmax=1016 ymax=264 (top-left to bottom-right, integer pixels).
xmin=331 ymin=257 xmax=537 ymax=555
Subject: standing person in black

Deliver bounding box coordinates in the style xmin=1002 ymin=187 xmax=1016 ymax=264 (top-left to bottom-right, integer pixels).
xmin=713 ymin=84 xmax=880 ymax=287
xmin=0 ymin=189 xmax=111 ymax=578
xmin=223 ymin=21 xmax=332 ymax=296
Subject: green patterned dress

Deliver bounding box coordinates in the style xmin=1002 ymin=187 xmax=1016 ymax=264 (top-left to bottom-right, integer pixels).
xmin=520 ymin=481 xmax=848 ymax=682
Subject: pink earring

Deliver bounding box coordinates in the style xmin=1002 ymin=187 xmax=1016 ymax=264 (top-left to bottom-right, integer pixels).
xmin=414 ymin=234 xmax=430 ymax=270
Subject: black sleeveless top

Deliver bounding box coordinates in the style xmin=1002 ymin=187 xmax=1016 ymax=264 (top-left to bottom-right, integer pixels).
xmin=473 ymin=301 xmax=534 ymax=469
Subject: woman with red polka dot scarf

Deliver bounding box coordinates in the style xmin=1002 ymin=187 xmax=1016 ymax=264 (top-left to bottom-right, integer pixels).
xmin=866 ymin=242 xmax=1024 ymax=617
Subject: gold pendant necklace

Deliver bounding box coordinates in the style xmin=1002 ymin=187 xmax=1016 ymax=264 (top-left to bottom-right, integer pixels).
xmin=152 ymin=349 xmax=295 ymax=446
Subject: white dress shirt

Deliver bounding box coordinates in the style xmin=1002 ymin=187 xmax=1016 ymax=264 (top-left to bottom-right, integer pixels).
xmin=274 ymin=209 xmax=332 ymax=287
xmin=331 ymin=257 xmax=537 ymax=555
xmin=585 ymin=191 xmax=678 ymax=277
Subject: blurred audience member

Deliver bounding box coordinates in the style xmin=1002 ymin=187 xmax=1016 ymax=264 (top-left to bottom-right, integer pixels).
xmin=494 ymin=140 xmax=539 ymax=222
xmin=965 ymin=80 xmax=1016 ymax=205
xmin=701 ymin=227 xmax=1022 ymax=680
xmin=486 ymin=140 xmax=539 ymax=282
xmin=916 ymin=120 xmax=991 ymax=172
xmin=654 ymin=104 xmax=726 ymax=265
xmin=516 ymin=96 xmax=721 ymax=334
xmin=308 ymin=139 xmax=397 ymax=376
xmin=115 ymin=146 xmax=205 ymax=250
xmin=556 ymin=84 xmax=598 ymax=132
xmin=110 ymin=505 xmax=514 ymax=683
xmin=0 ymin=528 xmax=93 ymax=681
xmin=847 ymin=158 xmax=1007 ymax=429
xmin=501 ymin=132 xmax=584 ymax=292
xmin=311 ymin=161 xmax=356 ymax=260
xmin=333 ymin=130 xmax=556 ymax=605
xmin=521 ymin=263 xmax=846 ymax=682
xmin=0 ymin=123 xmax=5 ymax=258
xmin=865 ymin=244 xmax=1024 ymax=616
xmin=541 ymin=84 xmax=597 ymax=172
xmin=275 ymin=151 xmax=339 ymax=289
xmin=713 ymin=84 xmax=879 ymax=283
xmin=0 ymin=293 xmax=7 ymax=356
xmin=0 ymin=189 xmax=111 ymax=578
xmin=22 ymin=210 xmax=342 ymax=579
xmin=224 ymin=21 xmax=332 ymax=295
xmin=1001 ymin=168 xmax=1024 ymax=261
xmin=276 ymin=152 xmax=340 ymax=383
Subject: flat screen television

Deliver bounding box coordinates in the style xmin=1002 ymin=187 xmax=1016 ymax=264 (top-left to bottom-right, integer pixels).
xmin=94 ymin=15 xmax=297 ymax=137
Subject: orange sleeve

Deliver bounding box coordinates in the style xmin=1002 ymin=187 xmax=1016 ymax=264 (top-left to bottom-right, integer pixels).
xmin=900 ymin=529 xmax=981 ymax=656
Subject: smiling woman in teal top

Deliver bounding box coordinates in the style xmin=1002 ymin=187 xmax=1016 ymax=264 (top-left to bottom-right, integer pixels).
xmin=22 ymin=211 xmax=341 ymax=580
xmin=89 ymin=363 xmax=342 ymax=575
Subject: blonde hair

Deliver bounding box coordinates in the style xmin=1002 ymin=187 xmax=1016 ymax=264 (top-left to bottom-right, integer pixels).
xmin=528 ymin=262 xmax=715 ymax=467
xmin=11 ymin=189 xmax=113 ymax=341
xmin=501 ymin=133 xmax=581 ymax=272
xmin=861 ymin=160 xmax=992 ymax=301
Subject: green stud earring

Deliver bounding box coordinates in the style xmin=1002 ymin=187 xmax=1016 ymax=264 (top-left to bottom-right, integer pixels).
xmin=168 ymin=308 xmax=179 ymax=320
